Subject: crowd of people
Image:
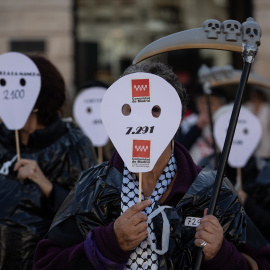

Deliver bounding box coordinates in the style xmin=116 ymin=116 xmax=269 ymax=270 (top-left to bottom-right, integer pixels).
xmin=0 ymin=52 xmax=270 ymax=270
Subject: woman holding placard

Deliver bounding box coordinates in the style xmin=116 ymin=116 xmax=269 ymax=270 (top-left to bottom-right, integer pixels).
xmin=34 ymin=62 xmax=270 ymax=270
xmin=0 ymin=54 xmax=97 ymax=270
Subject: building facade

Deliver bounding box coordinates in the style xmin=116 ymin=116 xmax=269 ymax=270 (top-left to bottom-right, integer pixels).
xmin=0 ymin=0 xmax=268 ymax=115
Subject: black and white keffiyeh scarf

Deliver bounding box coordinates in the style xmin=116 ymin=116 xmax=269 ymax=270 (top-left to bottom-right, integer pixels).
xmin=121 ymin=154 xmax=177 ymax=270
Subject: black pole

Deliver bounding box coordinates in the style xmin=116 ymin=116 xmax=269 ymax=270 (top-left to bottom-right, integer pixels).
xmin=193 ymin=60 xmax=252 ymax=270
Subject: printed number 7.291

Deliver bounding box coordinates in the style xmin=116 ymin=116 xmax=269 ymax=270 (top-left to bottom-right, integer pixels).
xmin=126 ymin=126 xmax=154 ymax=135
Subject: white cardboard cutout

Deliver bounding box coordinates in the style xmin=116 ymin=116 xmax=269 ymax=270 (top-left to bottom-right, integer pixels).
xmin=101 ymin=72 xmax=182 ymax=173
xmin=73 ymin=87 xmax=109 ymax=147
xmin=214 ymin=104 xmax=262 ymax=168
xmin=0 ymin=52 xmax=41 ymax=130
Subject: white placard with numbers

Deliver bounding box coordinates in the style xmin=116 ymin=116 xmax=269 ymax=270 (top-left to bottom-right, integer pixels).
xmin=214 ymin=105 xmax=262 ymax=168
xmin=101 ymin=72 xmax=182 ymax=173
xmin=73 ymin=87 xmax=109 ymax=147
xmin=0 ymin=52 xmax=41 ymax=130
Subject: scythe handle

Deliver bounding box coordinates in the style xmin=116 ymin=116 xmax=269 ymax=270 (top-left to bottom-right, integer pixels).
xmin=193 ymin=60 xmax=251 ymax=270
xmin=194 ymin=17 xmax=261 ymax=270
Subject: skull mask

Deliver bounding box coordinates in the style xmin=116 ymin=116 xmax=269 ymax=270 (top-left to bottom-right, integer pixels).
xmin=101 ymin=72 xmax=182 ymax=173
xmin=0 ymin=52 xmax=41 ymax=130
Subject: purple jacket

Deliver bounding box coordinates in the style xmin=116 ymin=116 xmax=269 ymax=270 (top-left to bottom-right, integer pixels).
xmin=34 ymin=142 xmax=270 ymax=269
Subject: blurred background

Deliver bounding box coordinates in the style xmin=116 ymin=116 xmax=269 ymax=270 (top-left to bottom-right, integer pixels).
xmin=0 ymin=0 xmax=268 ymax=115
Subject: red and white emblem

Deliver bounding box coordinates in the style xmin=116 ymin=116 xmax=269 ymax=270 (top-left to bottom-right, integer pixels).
xmin=132 ymin=140 xmax=151 ymax=158
xmin=132 ymin=79 xmax=150 ymax=98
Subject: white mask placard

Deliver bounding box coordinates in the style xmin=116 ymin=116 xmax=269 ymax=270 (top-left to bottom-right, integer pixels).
xmin=73 ymin=87 xmax=109 ymax=147
xmin=101 ymin=72 xmax=182 ymax=173
xmin=0 ymin=52 xmax=41 ymax=130
xmin=214 ymin=105 xmax=262 ymax=168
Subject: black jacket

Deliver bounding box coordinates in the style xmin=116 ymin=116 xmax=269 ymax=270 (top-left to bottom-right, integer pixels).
xmin=47 ymin=162 xmax=267 ymax=269
xmin=0 ymin=115 xmax=97 ymax=270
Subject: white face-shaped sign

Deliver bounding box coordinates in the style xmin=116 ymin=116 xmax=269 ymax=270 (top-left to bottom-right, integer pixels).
xmin=101 ymin=72 xmax=182 ymax=173
xmin=0 ymin=52 xmax=41 ymax=130
xmin=214 ymin=104 xmax=262 ymax=168
xmin=73 ymin=87 xmax=109 ymax=147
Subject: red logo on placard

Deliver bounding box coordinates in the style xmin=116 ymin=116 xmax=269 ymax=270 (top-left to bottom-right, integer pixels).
xmin=132 ymin=79 xmax=150 ymax=98
xmin=132 ymin=140 xmax=151 ymax=158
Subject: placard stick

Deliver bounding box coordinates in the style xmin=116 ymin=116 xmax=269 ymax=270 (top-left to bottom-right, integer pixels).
xmin=236 ymin=167 xmax=242 ymax=191
xmin=98 ymin=147 xmax=103 ymax=163
xmin=15 ymin=130 xmax=20 ymax=160
xmin=139 ymin=172 xmax=142 ymax=202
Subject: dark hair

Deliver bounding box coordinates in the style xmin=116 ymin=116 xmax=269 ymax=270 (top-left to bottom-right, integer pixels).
xmin=122 ymin=62 xmax=189 ymax=117
xmin=27 ymin=54 xmax=66 ymax=125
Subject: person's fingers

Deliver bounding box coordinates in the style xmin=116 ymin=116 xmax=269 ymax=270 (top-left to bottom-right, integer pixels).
xmin=122 ymin=200 xmax=152 ymax=220
xmin=13 ymin=159 xmax=30 ymax=171
xmin=14 ymin=159 xmax=38 ymax=171
xmin=196 ymin=221 xmax=216 ymax=234
xmin=195 ymin=228 xmax=212 ymax=243
xmin=194 ymin=238 xmax=208 ymax=248
xmin=128 ymin=212 xmax=148 ymax=226
xmin=134 ymin=220 xmax=148 ymax=235
xmin=136 ymin=228 xmax=148 ymax=242
xmin=17 ymin=167 xmax=28 ymax=180
xmin=199 ymin=214 xmax=221 ymax=229
xmin=16 ymin=162 xmax=38 ymax=181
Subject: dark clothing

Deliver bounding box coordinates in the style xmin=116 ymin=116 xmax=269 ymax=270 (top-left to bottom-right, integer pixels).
xmin=199 ymin=154 xmax=270 ymax=242
xmin=0 ymin=115 xmax=97 ymax=270
xmin=34 ymin=142 xmax=270 ymax=269
xmin=176 ymin=124 xmax=202 ymax=150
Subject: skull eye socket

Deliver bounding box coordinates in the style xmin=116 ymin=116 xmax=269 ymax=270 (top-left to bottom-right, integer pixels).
xmin=20 ymin=78 xmax=26 ymax=86
xmin=122 ymin=104 xmax=131 ymax=116
xmin=208 ymin=23 xmax=213 ymax=27
xmin=227 ymin=24 xmax=231 ymax=28
xmin=215 ymin=23 xmax=219 ymax=28
xmin=0 ymin=78 xmax=6 ymax=86
xmin=246 ymin=28 xmax=251 ymax=34
xmin=234 ymin=24 xmax=239 ymax=29
xmin=152 ymin=105 xmax=161 ymax=118
xmin=86 ymin=107 xmax=92 ymax=114
xmin=254 ymin=29 xmax=258 ymax=35
xmin=243 ymin=128 xmax=249 ymax=135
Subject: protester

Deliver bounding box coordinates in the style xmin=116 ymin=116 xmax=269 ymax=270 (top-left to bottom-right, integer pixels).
xmin=198 ymin=103 xmax=270 ymax=244
xmin=176 ymin=85 xmax=227 ymax=164
xmin=0 ymin=54 xmax=97 ymax=270
xmin=34 ymin=62 xmax=270 ymax=270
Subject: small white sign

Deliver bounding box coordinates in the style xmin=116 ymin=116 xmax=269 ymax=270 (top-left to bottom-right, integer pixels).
xmin=214 ymin=105 xmax=262 ymax=168
xmin=184 ymin=217 xmax=201 ymax=227
xmin=73 ymin=87 xmax=109 ymax=147
xmin=101 ymin=72 xmax=182 ymax=173
xmin=0 ymin=52 xmax=41 ymax=130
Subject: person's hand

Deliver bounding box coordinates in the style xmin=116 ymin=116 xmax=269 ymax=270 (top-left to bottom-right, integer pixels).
xmin=14 ymin=159 xmax=53 ymax=197
xmin=238 ymin=189 xmax=248 ymax=204
xmin=194 ymin=209 xmax=224 ymax=260
xmin=114 ymin=200 xmax=152 ymax=251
